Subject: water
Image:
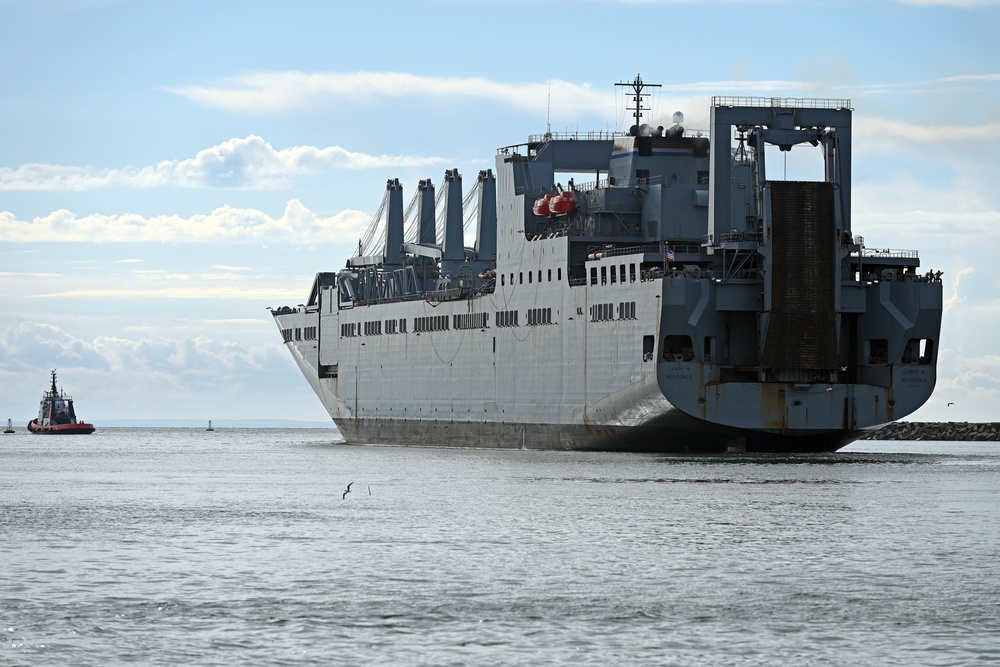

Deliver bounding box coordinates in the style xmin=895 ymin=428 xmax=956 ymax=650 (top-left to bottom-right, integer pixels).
xmin=2 ymin=428 xmax=998 ymax=666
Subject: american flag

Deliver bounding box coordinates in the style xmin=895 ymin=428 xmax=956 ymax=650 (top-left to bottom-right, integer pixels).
xmin=666 ymin=247 xmax=675 ymax=261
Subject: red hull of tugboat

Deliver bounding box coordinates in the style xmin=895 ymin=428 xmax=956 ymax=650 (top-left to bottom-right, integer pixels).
xmin=27 ymin=419 xmax=95 ymax=435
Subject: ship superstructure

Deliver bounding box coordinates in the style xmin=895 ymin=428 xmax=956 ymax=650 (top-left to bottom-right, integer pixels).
xmin=270 ymin=76 xmax=942 ymax=452
xmin=28 ymin=369 xmax=96 ymax=435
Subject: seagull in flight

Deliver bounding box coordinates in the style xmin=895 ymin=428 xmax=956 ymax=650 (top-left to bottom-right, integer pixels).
xmin=947 ymin=402 xmax=955 ymax=407
xmin=342 ymin=482 xmax=354 ymax=500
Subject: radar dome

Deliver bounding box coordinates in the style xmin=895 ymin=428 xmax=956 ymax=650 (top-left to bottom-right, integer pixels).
xmin=672 ymin=111 xmax=684 ymax=124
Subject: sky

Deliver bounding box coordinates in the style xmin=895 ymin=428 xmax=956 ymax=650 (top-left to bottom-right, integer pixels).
xmin=2 ymin=0 xmax=999 ymax=426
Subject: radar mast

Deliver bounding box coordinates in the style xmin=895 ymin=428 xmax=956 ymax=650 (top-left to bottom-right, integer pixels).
xmin=616 ymin=74 xmax=661 ymax=127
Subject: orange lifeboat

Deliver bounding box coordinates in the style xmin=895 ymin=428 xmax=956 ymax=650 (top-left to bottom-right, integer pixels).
xmin=550 ymin=191 xmax=576 ymax=214
xmin=532 ymin=193 xmax=553 ymax=216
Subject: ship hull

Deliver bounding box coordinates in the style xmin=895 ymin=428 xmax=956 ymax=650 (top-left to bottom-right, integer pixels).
xmin=28 ymin=419 xmax=96 ymax=435
xmin=280 ymin=317 xmax=867 ymax=454
xmin=325 ymin=415 xmax=863 ymax=454
xmin=270 ymin=91 xmax=943 ymax=455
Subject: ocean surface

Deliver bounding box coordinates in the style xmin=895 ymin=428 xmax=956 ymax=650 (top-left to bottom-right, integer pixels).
xmin=2 ymin=428 xmax=998 ymax=666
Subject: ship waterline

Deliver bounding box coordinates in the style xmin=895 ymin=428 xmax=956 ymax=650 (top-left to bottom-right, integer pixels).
xmin=271 ymin=77 xmax=942 ymax=453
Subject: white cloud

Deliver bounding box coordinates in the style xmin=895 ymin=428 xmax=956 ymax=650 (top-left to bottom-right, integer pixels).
xmin=855 ymin=117 xmax=1000 ymax=156
xmin=0 ymin=135 xmax=447 ymax=191
xmin=0 ymin=199 xmax=370 ymax=244
xmin=169 ymin=71 xmax=615 ymax=115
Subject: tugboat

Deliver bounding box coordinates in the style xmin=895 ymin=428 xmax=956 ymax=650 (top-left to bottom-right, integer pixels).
xmin=27 ymin=369 xmax=96 ymax=435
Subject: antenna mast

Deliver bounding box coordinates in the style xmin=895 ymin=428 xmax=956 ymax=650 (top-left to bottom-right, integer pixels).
xmin=616 ymin=73 xmax=661 ymax=127
xmin=546 ymin=80 xmax=552 ymax=138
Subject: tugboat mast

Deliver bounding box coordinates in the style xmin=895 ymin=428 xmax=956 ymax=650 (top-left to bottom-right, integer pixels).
xmin=616 ymin=73 xmax=661 ymax=126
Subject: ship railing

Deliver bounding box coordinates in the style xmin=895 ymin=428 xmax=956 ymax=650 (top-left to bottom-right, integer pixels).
xmin=571 ymin=178 xmax=611 ymax=193
xmin=712 ymin=96 xmax=852 ymax=110
xmin=424 ymin=287 xmax=464 ymax=303
xmin=502 ymin=127 xmax=712 ymax=156
xmin=663 ymin=241 xmax=706 ymax=256
xmin=346 ymin=292 xmax=427 ymax=308
xmin=524 ymin=130 xmax=625 ymax=144
xmin=586 ymin=242 xmax=706 ymax=261
xmin=589 ymin=244 xmax=649 ymax=259
xmin=703 ymin=229 xmax=763 ymax=246
xmin=855 ymin=248 xmax=918 ymax=259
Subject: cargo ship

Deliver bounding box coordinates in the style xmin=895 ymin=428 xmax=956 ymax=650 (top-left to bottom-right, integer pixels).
xmin=270 ymin=76 xmax=943 ymax=453
xmin=27 ymin=369 xmax=96 ymax=434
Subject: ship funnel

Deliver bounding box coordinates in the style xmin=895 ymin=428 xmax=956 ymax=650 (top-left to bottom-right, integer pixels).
xmin=383 ymin=178 xmax=404 ymax=267
xmin=474 ymin=169 xmax=497 ymax=262
xmin=417 ymin=179 xmax=436 ymax=245
xmin=441 ymin=169 xmax=465 ymax=264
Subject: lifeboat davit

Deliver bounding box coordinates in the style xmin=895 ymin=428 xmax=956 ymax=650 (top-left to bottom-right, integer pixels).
xmin=550 ymin=191 xmax=576 ymax=215
xmin=532 ymin=193 xmax=553 ymax=216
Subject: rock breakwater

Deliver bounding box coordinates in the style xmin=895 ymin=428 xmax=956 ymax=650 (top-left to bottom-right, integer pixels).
xmin=863 ymin=421 xmax=1000 ymax=441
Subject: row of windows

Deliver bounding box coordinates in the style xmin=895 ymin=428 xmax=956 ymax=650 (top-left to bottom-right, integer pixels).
xmin=343 ymin=319 xmax=408 ymax=338
xmin=526 ymin=308 xmax=552 ymax=326
xmin=333 ymin=304 xmax=647 ymax=335
xmin=500 ymin=267 xmax=563 ymax=287
xmin=415 ymin=315 xmax=450 ymax=332
xmin=591 ymin=263 xmax=638 ymax=286
xmin=590 ymin=302 xmax=636 ymax=322
xmin=454 ymin=313 xmax=488 ymax=330
xmin=867 ymin=338 xmax=935 ymax=365
xmin=281 ymin=326 xmax=317 ymax=342
xmin=385 ymin=318 xmax=408 ymax=334
xmin=496 ymin=310 xmax=519 ymax=328
xmin=656 ymin=335 xmax=938 ymax=365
